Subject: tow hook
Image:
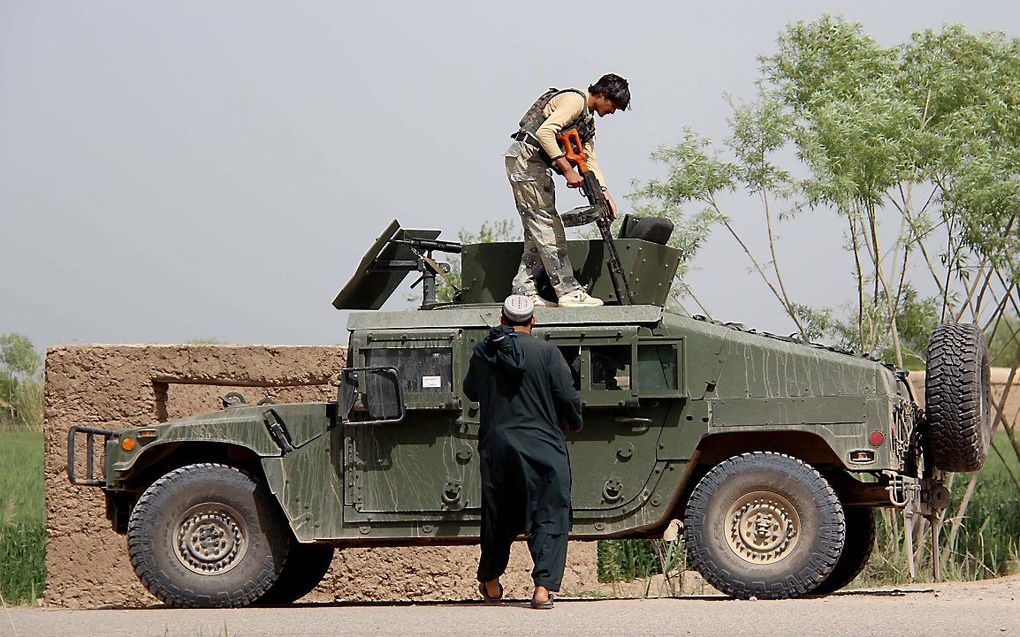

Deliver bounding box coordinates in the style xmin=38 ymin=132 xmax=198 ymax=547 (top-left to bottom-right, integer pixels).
xmin=883 ymin=471 xmax=921 ymax=507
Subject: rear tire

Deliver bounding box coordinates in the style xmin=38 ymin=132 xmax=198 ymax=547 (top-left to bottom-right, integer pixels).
xmin=925 ymin=323 xmax=992 ymax=472
xmin=127 ymin=463 xmax=289 ymax=608
xmin=684 ymin=452 xmax=845 ymax=599
xmin=256 ymin=542 xmax=335 ymax=605
xmin=812 ymin=507 xmax=875 ymax=594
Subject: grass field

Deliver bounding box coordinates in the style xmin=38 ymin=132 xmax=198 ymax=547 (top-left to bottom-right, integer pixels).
xmin=0 ymin=431 xmax=46 ymax=604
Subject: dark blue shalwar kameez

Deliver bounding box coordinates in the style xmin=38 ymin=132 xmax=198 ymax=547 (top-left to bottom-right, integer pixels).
xmin=463 ymin=326 xmax=583 ymax=591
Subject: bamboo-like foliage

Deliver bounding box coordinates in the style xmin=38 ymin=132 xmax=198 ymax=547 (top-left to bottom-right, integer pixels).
xmin=629 ymin=16 xmax=1020 ymax=584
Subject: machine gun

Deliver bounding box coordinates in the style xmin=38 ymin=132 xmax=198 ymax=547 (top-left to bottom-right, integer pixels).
xmin=376 ymin=237 xmax=462 ymax=309
xmin=332 ymin=220 xmax=464 ymax=312
xmin=555 ymin=128 xmax=634 ymax=305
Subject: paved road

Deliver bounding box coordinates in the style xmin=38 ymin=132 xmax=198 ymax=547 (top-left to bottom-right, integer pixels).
xmin=3 ymin=580 xmax=1017 ymax=637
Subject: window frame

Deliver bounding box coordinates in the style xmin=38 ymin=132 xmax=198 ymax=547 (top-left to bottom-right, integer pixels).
xmin=634 ymin=338 xmax=686 ymax=399
xmin=352 ymin=329 xmax=462 ymax=411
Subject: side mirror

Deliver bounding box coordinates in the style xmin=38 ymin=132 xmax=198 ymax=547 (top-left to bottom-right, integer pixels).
xmin=340 ymin=366 xmax=405 ymax=424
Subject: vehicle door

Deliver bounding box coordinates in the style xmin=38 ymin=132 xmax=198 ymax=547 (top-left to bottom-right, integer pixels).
xmin=534 ymin=326 xmax=686 ymax=512
xmin=342 ymin=328 xmax=481 ymax=519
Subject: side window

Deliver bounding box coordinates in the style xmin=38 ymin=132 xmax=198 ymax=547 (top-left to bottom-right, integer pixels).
xmin=356 ymin=331 xmax=460 ymax=410
xmin=588 ymin=345 xmax=632 ymax=391
xmin=557 ymin=346 xmax=581 ymax=390
xmin=533 ymin=326 xmax=639 ymax=406
xmin=364 ymin=347 xmax=453 ymax=394
xmin=636 ymin=341 xmax=684 ymax=397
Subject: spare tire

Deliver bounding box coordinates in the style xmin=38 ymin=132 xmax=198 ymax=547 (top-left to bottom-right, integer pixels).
xmin=924 ymin=323 xmax=992 ymax=472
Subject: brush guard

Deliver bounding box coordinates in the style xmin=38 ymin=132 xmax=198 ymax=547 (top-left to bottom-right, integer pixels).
xmin=67 ymin=425 xmax=119 ymax=487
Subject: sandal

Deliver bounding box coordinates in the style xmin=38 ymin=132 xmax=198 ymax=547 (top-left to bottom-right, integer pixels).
xmin=530 ymin=595 xmax=554 ymax=610
xmin=478 ymin=581 xmax=504 ymax=603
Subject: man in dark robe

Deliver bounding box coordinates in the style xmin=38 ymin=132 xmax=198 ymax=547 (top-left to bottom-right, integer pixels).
xmin=464 ymin=295 xmax=583 ymax=609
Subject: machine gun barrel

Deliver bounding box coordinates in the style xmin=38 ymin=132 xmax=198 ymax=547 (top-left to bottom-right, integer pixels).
xmin=389 ymin=237 xmax=463 ymax=254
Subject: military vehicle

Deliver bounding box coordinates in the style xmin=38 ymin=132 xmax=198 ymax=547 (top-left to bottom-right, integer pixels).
xmin=68 ymin=218 xmax=992 ymax=607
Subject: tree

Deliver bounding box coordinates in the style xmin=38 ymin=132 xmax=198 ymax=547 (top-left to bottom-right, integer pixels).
xmin=634 ymin=17 xmax=1018 ymax=356
xmin=0 ymin=333 xmax=44 ymax=431
xmin=630 ymin=16 xmax=1020 ymax=580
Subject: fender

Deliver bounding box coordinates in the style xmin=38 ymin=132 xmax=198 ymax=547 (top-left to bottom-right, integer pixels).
xmin=106 ymin=403 xmax=334 ymax=480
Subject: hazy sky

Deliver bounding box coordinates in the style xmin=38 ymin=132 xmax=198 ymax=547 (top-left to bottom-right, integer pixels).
xmin=2 ymin=1 xmax=1018 ymax=352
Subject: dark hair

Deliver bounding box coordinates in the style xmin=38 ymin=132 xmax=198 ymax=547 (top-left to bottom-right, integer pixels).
xmin=589 ymin=73 xmax=631 ymax=110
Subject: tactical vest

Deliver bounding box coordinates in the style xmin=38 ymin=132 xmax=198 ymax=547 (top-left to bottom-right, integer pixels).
xmin=512 ymin=87 xmax=595 ymax=155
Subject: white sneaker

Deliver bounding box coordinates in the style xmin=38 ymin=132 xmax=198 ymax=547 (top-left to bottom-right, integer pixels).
xmin=529 ymin=294 xmax=558 ymax=308
xmin=557 ymin=289 xmax=604 ymax=308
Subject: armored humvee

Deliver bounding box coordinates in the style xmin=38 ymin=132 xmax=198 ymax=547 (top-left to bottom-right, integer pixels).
xmin=68 ymin=218 xmax=992 ymax=606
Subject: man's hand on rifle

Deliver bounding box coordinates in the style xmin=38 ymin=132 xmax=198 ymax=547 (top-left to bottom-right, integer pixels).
xmin=604 ymin=188 xmax=619 ymax=219
xmin=554 ymin=157 xmax=585 ymax=188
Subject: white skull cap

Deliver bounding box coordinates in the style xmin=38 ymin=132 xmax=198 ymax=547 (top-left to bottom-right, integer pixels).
xmin=501 ymin=294 xmax=534 ymax=323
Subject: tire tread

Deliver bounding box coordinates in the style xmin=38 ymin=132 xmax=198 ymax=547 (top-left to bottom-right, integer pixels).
xmin=925 ymin=323 xmax=991 ymax=472
xmin=684 ymin=452 xmax=846 ymax=600
xmin=126 ymin=463 xmax=286 ymax=608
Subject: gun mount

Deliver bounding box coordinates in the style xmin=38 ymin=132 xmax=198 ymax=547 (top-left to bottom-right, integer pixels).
xmin=333 ymin=218 xmax=680 ymax=311
xmin=332 ymin=220 xmax=462 ymax=311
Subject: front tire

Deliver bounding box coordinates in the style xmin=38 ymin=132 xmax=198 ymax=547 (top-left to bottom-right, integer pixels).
xmin=256 ymin=542 xmax=335 ymax=605
xmin=684 ymin=452 xmax=846 ymax=599
xmin=127 ymin=463 xmax=290 ymax=608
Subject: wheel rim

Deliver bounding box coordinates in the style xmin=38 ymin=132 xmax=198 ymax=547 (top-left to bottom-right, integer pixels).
xmin=174 ymin=502 xmax=248 ymax=575
xmin=725 ymin=490 xmax=801 ymax=564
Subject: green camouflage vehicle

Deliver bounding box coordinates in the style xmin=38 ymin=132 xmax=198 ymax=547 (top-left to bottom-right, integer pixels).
xmin=68 ymin=218 xmax=992 ymax=607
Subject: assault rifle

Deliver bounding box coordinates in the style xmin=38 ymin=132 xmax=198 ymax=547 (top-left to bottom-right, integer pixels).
xmin=555 ymin=128 xmax=634 ymax=305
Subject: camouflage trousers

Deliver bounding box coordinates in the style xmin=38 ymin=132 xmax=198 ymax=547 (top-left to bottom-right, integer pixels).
xmin=505 ymin=141 xmax=581 ymax=298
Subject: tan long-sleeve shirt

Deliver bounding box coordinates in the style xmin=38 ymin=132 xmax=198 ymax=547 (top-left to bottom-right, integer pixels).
xmin=534 ymin=90 xmax=606 ymax=187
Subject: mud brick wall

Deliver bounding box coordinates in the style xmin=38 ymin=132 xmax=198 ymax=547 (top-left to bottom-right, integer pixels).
xmin=908 ymin=368 xmax=1020 ymax=420
xmin=44 ymin=345 xmax=598 ymax=608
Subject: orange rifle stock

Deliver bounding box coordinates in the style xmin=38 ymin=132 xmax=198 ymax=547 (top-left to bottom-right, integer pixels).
xmin=557 ymin=128 xmax=589 ymax=173
xmin=554 ymin=128 xmax=634 ymax=305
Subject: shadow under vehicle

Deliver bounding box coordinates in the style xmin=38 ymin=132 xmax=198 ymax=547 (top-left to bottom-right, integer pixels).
xmin=68 ymin=218 xmax=992 ymax=606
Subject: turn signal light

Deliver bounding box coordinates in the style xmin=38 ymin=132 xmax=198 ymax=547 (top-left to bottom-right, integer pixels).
xmin=120 ymin=437 xmax=137 ymax=452
xmin=868 ymin=431 xmax=885 ymax=447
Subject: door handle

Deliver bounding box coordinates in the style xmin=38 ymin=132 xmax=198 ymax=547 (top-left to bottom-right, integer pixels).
xmin=614 ymin=416 xmax=652 ymax=424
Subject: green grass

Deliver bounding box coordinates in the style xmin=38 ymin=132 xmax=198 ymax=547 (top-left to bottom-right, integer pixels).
xmin=861 ymin=430 xmax=1020 ymax=585
xmin=597 ymin=539 xmax=662 ymax=582
xmin=0 ymin=431 xmax=45 ymax=604
xmin=936 ymin=429 xmax=1020 ymax=580
xmin=0 ymin=431 xmax=44 ymax=525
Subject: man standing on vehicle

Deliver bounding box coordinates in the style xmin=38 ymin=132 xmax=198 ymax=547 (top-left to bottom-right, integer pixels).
xmin=507 ymin=74 xmax=631 ymax=308
xmin=464 ymin=295 xmax=583 ymax=609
